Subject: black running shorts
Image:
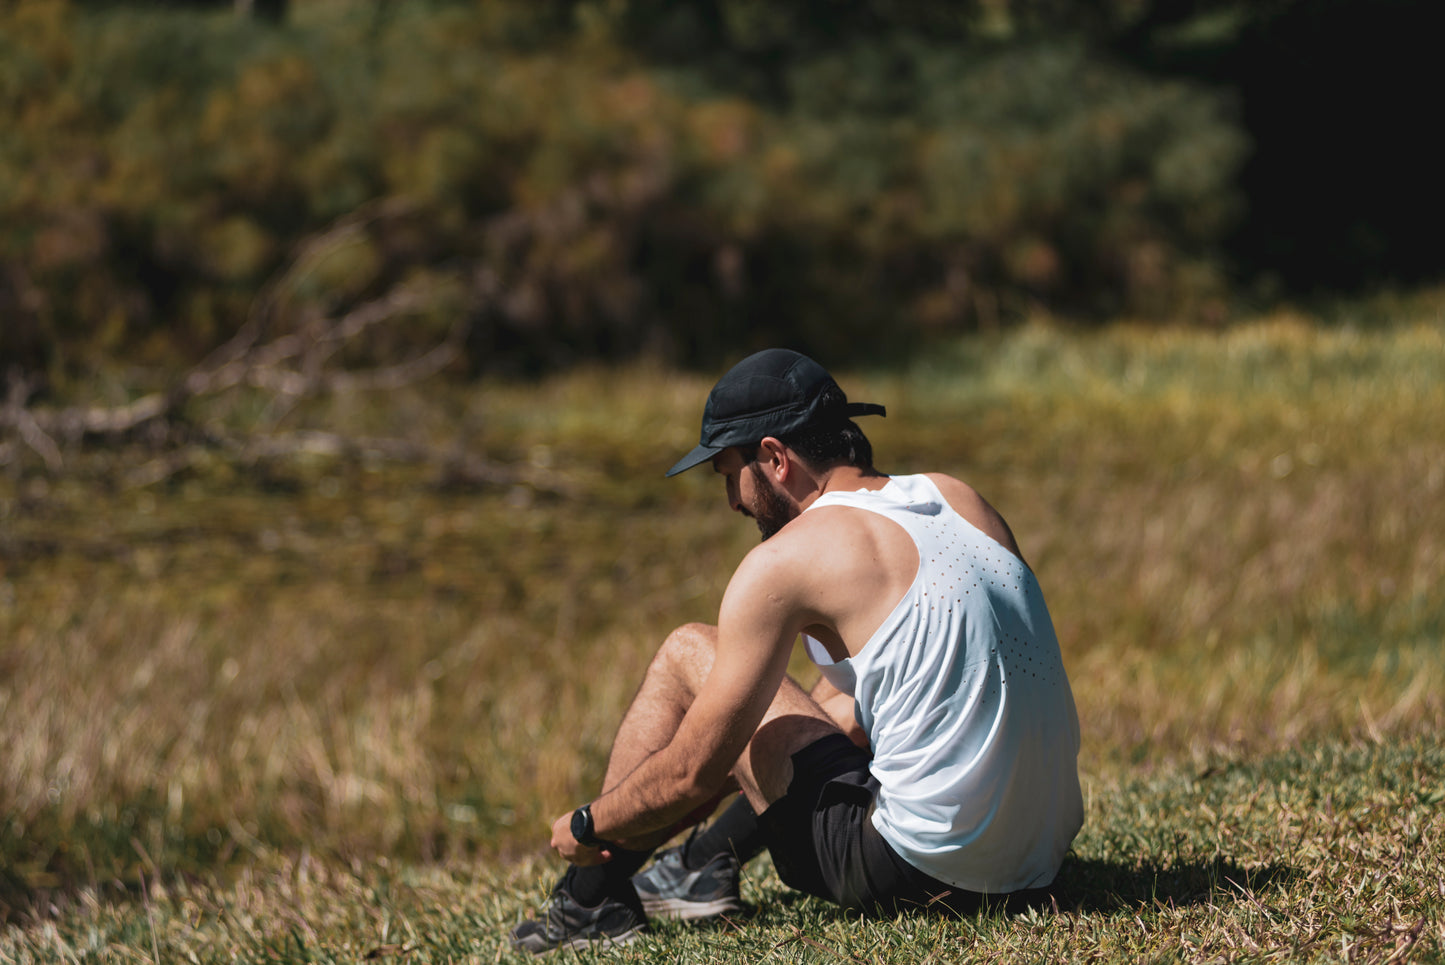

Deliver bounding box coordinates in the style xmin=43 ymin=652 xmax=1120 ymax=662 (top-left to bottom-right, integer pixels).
xmin=757 ymin=733 xmax=1049 ymax=915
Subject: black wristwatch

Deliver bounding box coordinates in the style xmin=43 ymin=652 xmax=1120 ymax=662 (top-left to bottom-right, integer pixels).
xmin=570 ymin=803 xmax=608 ymax=848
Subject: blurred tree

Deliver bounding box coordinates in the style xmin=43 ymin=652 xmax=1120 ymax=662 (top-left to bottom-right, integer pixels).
xmin=1226 ymin=0 xmax=1443 ymax=290
xmin=4 ymin=0 xmax=1434 ymax=388
xmin=1108 ymin=0 xmax=1444 ymax=292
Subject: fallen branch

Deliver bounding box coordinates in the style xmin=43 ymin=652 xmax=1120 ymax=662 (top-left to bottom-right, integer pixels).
xmin=3 ymin=372 xmax=64 ymax=471
xmin=0 ymin=202 xmax=571 ymax=495
xmin=118 ymin=429 xmax=575 ymax=496
xmin=238 ymin=430 xmax=573 ymax=492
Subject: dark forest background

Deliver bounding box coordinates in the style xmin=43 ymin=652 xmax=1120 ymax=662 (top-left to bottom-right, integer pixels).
xmin=3 ymin=0 xmax=1441 ymax=385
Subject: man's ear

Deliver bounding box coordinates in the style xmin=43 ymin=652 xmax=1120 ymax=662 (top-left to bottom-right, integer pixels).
xmin=756 ymin=437 xmax=789 ymax=481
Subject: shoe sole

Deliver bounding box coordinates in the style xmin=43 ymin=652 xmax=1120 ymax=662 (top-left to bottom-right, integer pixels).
xmin=557 ymin=925 xmax=644 ymax=950
xmin=513 ymin=925 xmax=644 ymax=955
xmin=639 ymin=896 xmax=746 ymax=921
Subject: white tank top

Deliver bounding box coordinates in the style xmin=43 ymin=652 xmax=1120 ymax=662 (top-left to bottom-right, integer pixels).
xmin=804 ymin=474 xmax=1082 ymax=893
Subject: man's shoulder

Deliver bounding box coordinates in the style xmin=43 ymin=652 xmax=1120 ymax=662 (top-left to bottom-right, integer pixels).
xmin=916 ymin=471 xmax=980 ymax=503
xmin=728 ymin=505 xmax=855 ymax=587
xmin=741 ymin=492 xmax=908 ymax=581
xmin=918 ymin=472 xmax=1026 ymax=563
xmin=727 ymin=481 xmax=925 ymax=643
xmin=739 ymin=508 xmax=839 ymax=568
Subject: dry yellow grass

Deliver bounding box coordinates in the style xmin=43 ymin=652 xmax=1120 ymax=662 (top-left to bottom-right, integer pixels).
xmin=1 ymin=310 xmax=1442 ymax=960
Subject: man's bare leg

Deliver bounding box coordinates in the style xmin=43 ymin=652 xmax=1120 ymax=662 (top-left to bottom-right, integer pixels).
xmin=514 ymin=623 xmax=848 ymax=950
xmin=649 ymin=671 xmax=867 ymax=890
xmin=608 ymin=623 xmax=839 ymax=924
xmin=521 ymin=622 xmax=838 ymax=931
xmin=810 ymin=675 xmax=868 ymax=750
xmin=600 ymin=621 xmax=840 ymax=834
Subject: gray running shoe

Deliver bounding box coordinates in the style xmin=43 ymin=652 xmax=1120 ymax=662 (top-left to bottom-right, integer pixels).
xmin=509 ymin=884 xmax=646 ymax=955
xmin=632 ymin=846 xmax=744 ymax=922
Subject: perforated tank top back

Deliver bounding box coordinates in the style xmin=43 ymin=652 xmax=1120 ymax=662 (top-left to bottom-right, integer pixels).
xmin=804 ymin=474 xmax=1082 ymax=892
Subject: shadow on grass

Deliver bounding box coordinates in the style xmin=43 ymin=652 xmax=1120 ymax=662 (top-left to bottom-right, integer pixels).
xmin=759 ymin=853 xmax=1296 ymax=923
xmin=1049 ymin=854 xmax=1297 ymax=914
xmin=0 ymin=828 xmax=229 ymax=927
xmin=2 ymin=867 xmax=122 ymax=926
xmin=1 ymin=847 xmax=1297 ymax=929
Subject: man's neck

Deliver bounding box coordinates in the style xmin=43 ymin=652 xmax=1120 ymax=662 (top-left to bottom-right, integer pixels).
xmin=800 ymin=465 xmax=889 ymax=510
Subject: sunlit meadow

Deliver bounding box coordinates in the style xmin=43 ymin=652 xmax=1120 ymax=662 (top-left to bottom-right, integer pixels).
xmin=2 ymin=303 xmax=1442 ymax=962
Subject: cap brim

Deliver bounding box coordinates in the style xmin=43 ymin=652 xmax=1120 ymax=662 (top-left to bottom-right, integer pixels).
xmin=665 ymin=443 xmax=724 ymax=477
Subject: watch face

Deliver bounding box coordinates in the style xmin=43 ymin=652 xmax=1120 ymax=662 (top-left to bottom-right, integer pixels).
xmin=571 ymin=806 xmax=591 ymax=844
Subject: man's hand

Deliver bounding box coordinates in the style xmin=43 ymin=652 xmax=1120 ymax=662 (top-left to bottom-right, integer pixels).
xmin=549 ymin=812 xmax=612 ymax=866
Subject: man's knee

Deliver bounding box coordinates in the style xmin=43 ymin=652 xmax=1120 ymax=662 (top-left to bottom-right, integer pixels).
xmin=664 ymin=621 xmax=717 ymax=648
xmin=659 ymin=621 xmax=717 ymax=663
xmin=650 ymin=622 xmax=718 ymax=691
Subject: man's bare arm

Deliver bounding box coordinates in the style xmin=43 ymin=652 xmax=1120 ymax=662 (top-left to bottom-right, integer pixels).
xmin=578 ymin=547 xmax=804 ymax=846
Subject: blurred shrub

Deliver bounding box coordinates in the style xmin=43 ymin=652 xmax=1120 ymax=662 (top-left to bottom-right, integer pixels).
xmin=745 ymin=39 xmax=1246 ymax=331
xmin=0 ymin=0 xmax=1249 ymax=387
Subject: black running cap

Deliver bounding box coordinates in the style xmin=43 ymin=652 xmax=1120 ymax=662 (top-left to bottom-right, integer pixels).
xmin=666 ymin=349 xmax=885 ymax=477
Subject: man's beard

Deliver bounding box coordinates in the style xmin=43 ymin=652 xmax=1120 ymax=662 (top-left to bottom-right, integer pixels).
xmin=747 ymin=462 xmax=797 ymax=541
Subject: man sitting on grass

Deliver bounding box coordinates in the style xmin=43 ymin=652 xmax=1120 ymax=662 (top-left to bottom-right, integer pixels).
xmin=511 ymin=349 xmax=1084 ymax=953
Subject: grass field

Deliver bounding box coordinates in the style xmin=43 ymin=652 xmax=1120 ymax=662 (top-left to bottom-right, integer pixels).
xmin=2 ymin=304 xmax=1443 ymax=962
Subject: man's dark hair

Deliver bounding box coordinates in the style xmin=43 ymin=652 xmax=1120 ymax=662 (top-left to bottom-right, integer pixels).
xmin=745 ymin=386 xmax=875 ymax=471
